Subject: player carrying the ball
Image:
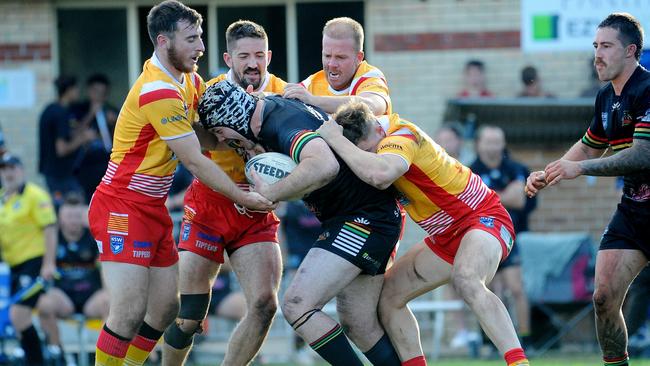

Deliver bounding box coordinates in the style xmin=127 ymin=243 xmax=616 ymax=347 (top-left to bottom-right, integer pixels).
xmin=199 ymin=79 xmax=404 ymax=366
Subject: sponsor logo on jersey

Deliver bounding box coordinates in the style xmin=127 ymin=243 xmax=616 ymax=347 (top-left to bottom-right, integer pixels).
xmin=197 ymin=232 xmax=223 ymax=243
xmin=641 ymin=108 xmax=650 ymax=122
xmin=601 ymin=112 xmax=609 ymax=130
xmin=500 ymin=226 xmax=513 ymax=252
xmin=181 ymin=223 xmax=191 ymax=242
xmin=379 ymin=143 xmax=404 ymax=151
xmin=362 ymin=252 xmax=382 ymax=270
xmin=195 ymin=240 xmax=219 ymax=252
xmin=161 ymin=114 xmax=184 ymax=124
xmin=96 ymin=240 xmax=103 ymax=254
xmin=317 ymin=231 xmax=330 ymax=241
xmin=133 ymin=241 xmax=152 ymax=248
xmin=110 ymin=235 xmax=124 ymax=254
xmin=133 ymin=250 xmax=151 ymax=258
xmin=354 ymin=217 xmax=370 ymax=225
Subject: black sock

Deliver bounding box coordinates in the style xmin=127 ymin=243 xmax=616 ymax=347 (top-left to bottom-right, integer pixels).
xmin=138 ymin=321 xmax=164 ymax=340
xmin=309 ymin=324 xmax=363 ymax=366
xmin=20 ymin=325 xmax=44 ymax=365
xmin=364 ymin=333 xmax=401 ymax=366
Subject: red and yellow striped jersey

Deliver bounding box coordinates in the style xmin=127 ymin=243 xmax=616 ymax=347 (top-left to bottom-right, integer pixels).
xmin=300 ymin=61 xmax=392 ymax=114
xmin=204 ymin=72 xmax=286 ymax=184
xmin=97 ymin=54 xmax=205 ymax=204
xmin=376 ymin=114 xmax=492 ymax=236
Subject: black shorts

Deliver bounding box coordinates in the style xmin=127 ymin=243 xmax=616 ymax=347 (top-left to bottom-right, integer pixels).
xmin=10 ymin=257 xmax=44 ymax=308
xmin=599 ymin=198 xmax=650 ymax=260
xmin=56 ymin=273 xmax=103 ymax=314
xmin=314 ymin=204 xmax=402 ymax=276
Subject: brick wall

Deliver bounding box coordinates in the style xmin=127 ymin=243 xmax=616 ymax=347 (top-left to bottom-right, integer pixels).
xmin=0 ymin=1 xmax=55 ymax=182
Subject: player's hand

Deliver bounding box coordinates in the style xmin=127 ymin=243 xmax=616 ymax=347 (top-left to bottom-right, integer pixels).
xmin=525 ymin=171 xmax=547 ymax=197
xmin=39 ymin=263 xmax=57 ymax=282
xmin=241 ymin=190 xmax=277 ymax=212
xmin=283 ymin=83 xmax=313 ymax=104
xmin=316 ymin=118 xmax=344 ymax=142
xmin=544 ymin=159 xmax=583 ymax=187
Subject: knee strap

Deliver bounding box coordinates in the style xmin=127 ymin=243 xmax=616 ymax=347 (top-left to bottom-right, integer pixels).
xmin=179 ymin=293 xmax=211 ymax=321
xmin=164 ymin=322 xmax=195 ymax=350
xmin=291 ymin=309 xmax=321 ymax=331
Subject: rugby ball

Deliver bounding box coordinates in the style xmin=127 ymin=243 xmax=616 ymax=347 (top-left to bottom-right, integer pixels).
xmin=245 ymin=152 xmax=297 ymax=185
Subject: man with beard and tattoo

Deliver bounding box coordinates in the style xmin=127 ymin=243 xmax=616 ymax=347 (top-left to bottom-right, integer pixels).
xmin=526 ymin=13 xmax=650 ymax=366
xmin=87 ymin=2 xmax=274 ymax=365
xmin=199 ymin=80 xmax=404 ymax=366
xmin=162 ymin=20 xmax=287 ymax=366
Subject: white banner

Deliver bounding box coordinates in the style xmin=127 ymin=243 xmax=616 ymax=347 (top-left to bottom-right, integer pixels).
xmin=521 ymin=0 xmax=650 ymax=52
xmin=0 ymin=69 xmax=36 ymax=109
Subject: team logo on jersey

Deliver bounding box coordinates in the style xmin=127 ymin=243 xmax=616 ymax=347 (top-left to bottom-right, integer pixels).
xmin=601 ymin=113 xmax=609 ymax=130
xmin=354 ymin=217 xmax=370 ymax=225
xmin=109 ymin=235 xmax=124 ymax=254
xmin=479 ymin=217 xmax=495 ymax=228
xmin=612 ymin=102 xmax=621 ymax=111
xmin=317 ymin=231 xmax=330 ymax=241
xmin=622 ymin=111 xmax=633 ymax=126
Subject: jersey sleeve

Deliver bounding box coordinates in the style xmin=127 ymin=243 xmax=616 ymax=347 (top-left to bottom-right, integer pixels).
xmin=581 ymin=95 xmax=609 ymax=149
xmin=353 ymin=77 xmax=389 ymax=98
xmin=285 ymin=130 xmax=321 ymax=163
xmin=30 ymin=187 xmax=56 ymax=228
xmin=139 ymin=80 xmax=194 ymax=141
xmin=376 ymin=134 xmax=418 ymax=168
xmin=633 ymin=94 xmax=650 ymax=141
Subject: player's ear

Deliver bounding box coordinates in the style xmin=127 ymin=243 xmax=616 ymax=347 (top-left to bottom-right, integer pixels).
xmin=356 ymin=50 xmax=364 ymax=63
xmin=223 ymin=52 xmax=233 ymax=68
xmin=267 ymin=50 xmax=272 ymax=65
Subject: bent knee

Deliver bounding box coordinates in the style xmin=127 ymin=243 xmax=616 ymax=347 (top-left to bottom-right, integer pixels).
xmin=250 ymin=294 xmax=278 ymax=322
xmin=176 ymin=318 xmax=202 ymax=334
xmin=593 ymin=287 xmax=622 ymax=314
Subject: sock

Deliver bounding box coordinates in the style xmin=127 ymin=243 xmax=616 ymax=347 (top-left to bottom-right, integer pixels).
xmin=604 ymin=353 xmax=629 ymax=366
xmin=402 ymin=355 xmax=427 ymax=366
xmin=364 ymin=333 xmax=401 ymax=366
xmin=124 ymin=322 xmax=163 ymax=366
xmin=504 ymin=347 xmax=529 ymax=366
xmin=96 ymin=325 xmax=130 ymax=366
xmin=308 ymin=324 xmax=364 ymax=366
xmin=20 ymin=325 xmax=44 ymax=365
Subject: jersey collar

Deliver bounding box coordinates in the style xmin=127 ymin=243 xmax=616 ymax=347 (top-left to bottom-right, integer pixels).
xmin=151 ymin=52 xmax=186 ymax=87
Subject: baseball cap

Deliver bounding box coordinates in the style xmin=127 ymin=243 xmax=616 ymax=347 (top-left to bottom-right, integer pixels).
xmin=0 ymin=154 xmax=22 ymax=168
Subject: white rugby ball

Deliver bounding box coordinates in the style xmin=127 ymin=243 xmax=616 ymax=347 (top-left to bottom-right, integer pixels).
xmin=245 ymin=152 xmax=297 ymax=185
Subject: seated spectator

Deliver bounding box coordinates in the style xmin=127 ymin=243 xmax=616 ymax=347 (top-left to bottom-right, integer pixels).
xmin=518 ymin=65 xmax=555 ymax=98
xmin=0 ymin=154 xmax=57 ymax=366
xmin=37 ymin=193 xmax=109 ymax=363
xmin=434 ymin=122 xmax=475 ymax=165
xmin=457 ymin=60 xmax=494 ymax=98
xmin=38 ymin=76 xmax=95 ymax=207
xmin=71 ymin=74 xmax=119 ymax=203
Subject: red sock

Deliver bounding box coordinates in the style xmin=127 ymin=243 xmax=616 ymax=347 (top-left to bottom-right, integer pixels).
xmin=402 ymin=355 xmax=427 ymax=366
xmin=504 ymin=347 xmax=528 ymax=365
xmin=96 ymin=326 xmax=130 ymax=358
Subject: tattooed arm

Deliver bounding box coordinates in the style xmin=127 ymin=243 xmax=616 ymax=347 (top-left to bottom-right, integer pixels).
xmin=545 ymin=138 xmax=650 ymax=186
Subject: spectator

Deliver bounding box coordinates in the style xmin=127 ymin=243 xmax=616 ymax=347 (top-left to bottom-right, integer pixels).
xmin=37 ymin=193 xmax=109 ymax=364
xmin=38 ymin=76 xmax=95 ymax=207
xmin=71 ymin=74 xmax=119 ymax=203
xmin=0 ymin=154 xmax=57 ymax=366
xmin=581 ymin=58 xmax=608 ymax=97
xmin=518 ymin=66 xmax=555 ymax=98
xmin=470 ymin=126 xmax=536 ymax=349
xmin=434 ymin=122 xmax=475 ymax=166
xmin=457 ymin=60 xmax=494 ymax=98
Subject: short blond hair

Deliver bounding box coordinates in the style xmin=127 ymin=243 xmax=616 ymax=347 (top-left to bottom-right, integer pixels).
xmin=323 ymin=17 xmax=364 ymax=52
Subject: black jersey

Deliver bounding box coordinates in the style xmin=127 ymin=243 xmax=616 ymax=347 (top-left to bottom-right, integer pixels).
xmin=259 ymin=96 xmax=397 ymax=221
xmin=581 ymin=66 xmax=650 ymax=202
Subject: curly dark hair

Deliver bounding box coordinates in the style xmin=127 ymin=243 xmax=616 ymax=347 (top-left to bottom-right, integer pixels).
xmin=333 ymin=101 xmax=375 ymax=144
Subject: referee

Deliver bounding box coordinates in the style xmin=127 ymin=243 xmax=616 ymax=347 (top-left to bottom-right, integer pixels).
xmin=0 ymin=154 xmax=57 ymax=365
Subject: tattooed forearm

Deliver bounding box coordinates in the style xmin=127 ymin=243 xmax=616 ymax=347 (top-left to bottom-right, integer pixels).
xmin=580 ymin=139 xmax=650 ymax=176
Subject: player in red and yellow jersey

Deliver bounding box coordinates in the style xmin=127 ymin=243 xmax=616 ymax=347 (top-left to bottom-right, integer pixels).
xmin=317 ymin=102 xmax=529 ymax=366
xmin=87 ymin=4 xmax=274 ymax=366
xmin=162 ymin=21 xmax=286 ymax=366
xmin=283 ymin=17 xmax=391 ymax=116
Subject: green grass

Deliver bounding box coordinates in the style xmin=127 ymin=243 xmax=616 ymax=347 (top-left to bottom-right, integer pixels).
xmin=255 ymin=357 xmax=650 ymax=366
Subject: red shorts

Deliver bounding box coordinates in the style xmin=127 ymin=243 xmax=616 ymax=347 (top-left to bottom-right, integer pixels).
xmin=88 ymin=191 xmax=178 ymax=267
xmin=424 ymin=193 xmax=515 ymax=265
xmin=177 ymin=181 xmax=280 ymax=263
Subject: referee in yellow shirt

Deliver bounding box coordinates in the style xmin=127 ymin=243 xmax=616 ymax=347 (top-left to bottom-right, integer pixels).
xmin=0 ymin=154 xmax=57 ymax=365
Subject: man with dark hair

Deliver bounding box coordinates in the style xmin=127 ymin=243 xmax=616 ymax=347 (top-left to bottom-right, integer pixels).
xmin=0 ymin=154 xmax=57 ymax=366
xmin=71 ymin=73 xmax=119 ymax=203
xmin=518 ymin=65 xmax=554 ymax=98
xmin=38 ymin=75 xmax=92 ymax=207
xmin=527 ymin=12 xmax=649 ymax=366
xmin=162 ymin=20 xmax=286 ymax=366
xmin=458 ymin=59 xmax=494 ymax=98
xmin=200 ymin=80 xmax=403 ymax=366
xmin=87 ymin=2 xmax=273 ymax=365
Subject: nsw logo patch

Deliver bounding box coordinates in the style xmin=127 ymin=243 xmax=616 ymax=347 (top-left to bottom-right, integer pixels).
xmin=110 ymin=235 xmax=124 ymax=254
